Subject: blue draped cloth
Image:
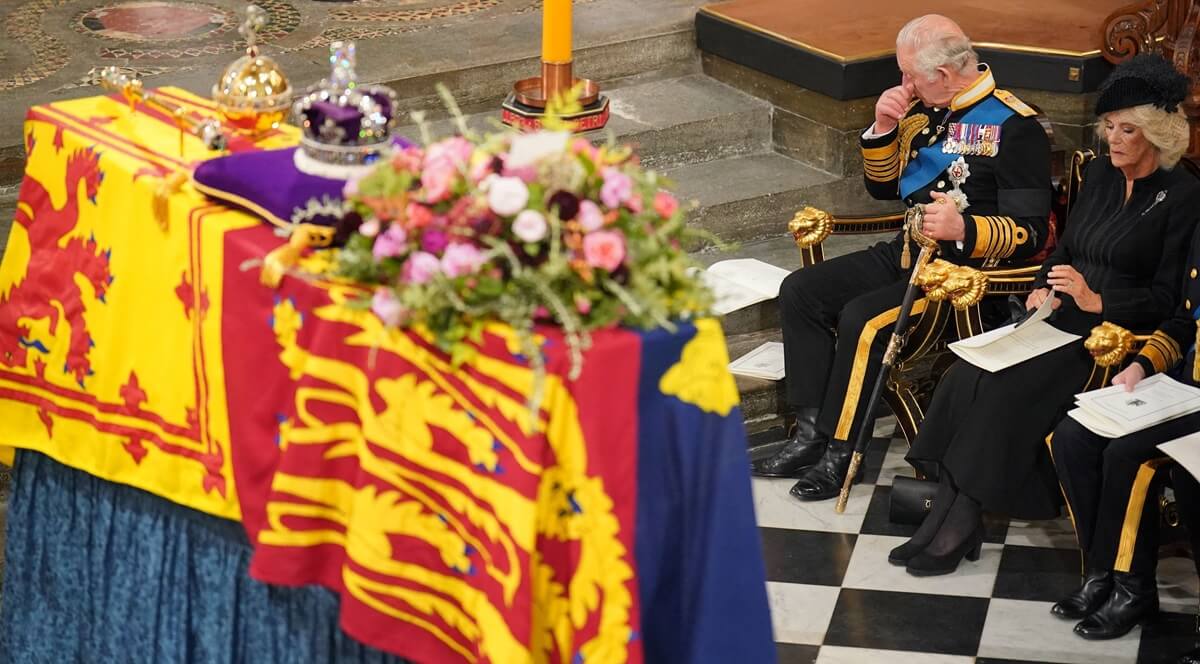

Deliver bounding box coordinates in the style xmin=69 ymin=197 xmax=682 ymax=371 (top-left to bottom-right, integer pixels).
xmin=0 ymin=451 xmax=410 ymax=664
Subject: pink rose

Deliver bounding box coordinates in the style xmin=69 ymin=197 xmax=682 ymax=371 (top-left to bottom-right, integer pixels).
xmin=574 ymin=293 xmax=592 ymax=315
xmin=582 ymin=230 xmax=626 ymax=272
xmin=402 ymin=251 xmax=442 ymax=284
xmin=421 ymin=162 xmax=458 ymax=204
xmin=440 ymin=242 xmax=486 ymax=277
xmin=511 ymin=210 xmax=548 ymax=243
xmin=600 ymin=168 xmax=633 ymax=208
xmin=372 ymin=223 xmax=409 ymax=259
xmin=425 ymin=136 xmax=474 ymax=170
xmin=577 ymin=200 xmax=604 ymax=232
xmin=405 ymin=202 xmax=435 ymax=229
xmin=654 ymin=191 xmax=679 ymax=218
xmin=371 ymin=288 xmax=407 ymax=327
xmin=359 ymin=217 xmax=381 ymax=238
xmin=391 ymin=146 xmax=424 ymax=172
xmin=625 ymin=194 xmax=643 ymax=214
xmin=420 ymin=228 xmax=449 ymax=255
xmin=487 ymin=176 xmax=530 ymax=216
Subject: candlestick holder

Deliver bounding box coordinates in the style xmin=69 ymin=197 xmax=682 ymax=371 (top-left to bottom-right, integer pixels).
xmin=502 ymin=60 xmax=610 ymax=131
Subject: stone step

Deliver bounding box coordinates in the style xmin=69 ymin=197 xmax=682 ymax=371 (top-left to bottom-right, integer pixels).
xmin=700 ymin=232 xmax=902 ymax=439
xmin=397 ymin=73 xmax=773 ymax=170
xmin=670 ymin=152 xmax=900 ymax=247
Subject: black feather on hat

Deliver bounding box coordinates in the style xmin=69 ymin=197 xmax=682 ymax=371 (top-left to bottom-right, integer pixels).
xmin=1095 ymin=53 xmax=1190 ymax=115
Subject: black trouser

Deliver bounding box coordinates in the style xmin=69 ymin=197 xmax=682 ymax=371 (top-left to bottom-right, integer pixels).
xmin=1050 ymin=413 xmax=1200 ymax=574
xmin=1172 ymin=465 xmax=1200 ymax=578
xmin=778 ymin=238 xmax=914 ymax=445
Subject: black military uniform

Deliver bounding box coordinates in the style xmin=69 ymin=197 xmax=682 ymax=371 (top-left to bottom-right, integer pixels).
xmin=1049 ymin=222 xmax=1200 ymax=639
xmin=755 ymin=65 xmax=1054 ymax=501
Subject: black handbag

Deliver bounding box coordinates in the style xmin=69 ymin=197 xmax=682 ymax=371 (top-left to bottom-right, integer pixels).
xmin=889 ymin=475 xmax=939 ymax=525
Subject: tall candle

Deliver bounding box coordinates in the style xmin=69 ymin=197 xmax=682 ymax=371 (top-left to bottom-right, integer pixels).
xmin=542 ymin=0 xmax=572 ymax=63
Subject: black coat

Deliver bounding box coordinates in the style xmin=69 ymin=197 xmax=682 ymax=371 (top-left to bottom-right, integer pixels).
xmin=907 ymin=156 xmax=1200 ymax=519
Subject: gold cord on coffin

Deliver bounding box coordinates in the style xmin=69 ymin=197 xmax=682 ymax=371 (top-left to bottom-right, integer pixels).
xmin=260 ymin=224 xmax=337 ymax=287
xmin=916 ymin=259 xmax=989 ymax=309
xmin=789 ymin=206 xmax=833 ymax=249
xmin=1086 ymin=322 xmax=1136 ymax=367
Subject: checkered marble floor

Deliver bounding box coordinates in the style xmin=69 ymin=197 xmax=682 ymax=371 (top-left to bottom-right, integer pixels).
xmin=754 ymin=417 xmax=1200 ymax=664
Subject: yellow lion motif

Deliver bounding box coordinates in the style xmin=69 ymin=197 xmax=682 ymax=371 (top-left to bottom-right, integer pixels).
xmin=916 ymin=259 xmax=989 ymax=310
xmin=1086 ymin=322 xmax=1135 ymax=368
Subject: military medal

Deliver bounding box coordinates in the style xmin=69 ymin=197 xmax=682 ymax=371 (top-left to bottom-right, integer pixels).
xmin=943 ymin=123 xmax=1002 ymax=156
xmin=945 ymin=157 xmax=970 ymax=212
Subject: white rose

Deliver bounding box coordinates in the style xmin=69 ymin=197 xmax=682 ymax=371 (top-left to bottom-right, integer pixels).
xmin=487 ymin=176 xmax=530 ymax=216
xmin=512 ymin=210 xmax=548 ymax=243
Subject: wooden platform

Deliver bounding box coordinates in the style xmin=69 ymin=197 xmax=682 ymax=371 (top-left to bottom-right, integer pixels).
xmin=697 ymin=0 xmax=1127 ymax=99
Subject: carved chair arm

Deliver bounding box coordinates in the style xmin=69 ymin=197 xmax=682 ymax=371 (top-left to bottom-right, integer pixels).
xmin=1082 ymin=322 xmax=1153 ymax=392
xmin=791 ymin=207 xmax=904 ymax=267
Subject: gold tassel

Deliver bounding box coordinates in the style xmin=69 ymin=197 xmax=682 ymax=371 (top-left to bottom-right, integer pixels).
xmin=152 ymin=171 xmax=188 ymax=232
xmin=900 ymin=222 xmax=912 ymax=269
xmin=260 ymin=224 xmax=336 ymax=288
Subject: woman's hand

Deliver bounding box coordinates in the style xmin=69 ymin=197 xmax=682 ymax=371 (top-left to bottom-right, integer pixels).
xmin=1046 ymin=265 xmax=1102 ymax=313
xmin=1112 ymin=362 xmax=1147 ymax=392
xmin=1025 ymin=287 xmax=1059 ymax=311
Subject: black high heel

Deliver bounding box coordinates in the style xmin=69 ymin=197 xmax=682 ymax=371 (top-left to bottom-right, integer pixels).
xmin=905 ymin=525 xmax=984 ymax=576
xmin=889 ymin=473 xmax=957 ymax=566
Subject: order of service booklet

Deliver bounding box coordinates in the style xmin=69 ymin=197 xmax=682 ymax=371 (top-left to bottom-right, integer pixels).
xmin=701 ymin=259 xmax=792 ymax=315
xmin=1068 ymin=374 xmax=1200 ymax=438
xmin=948 ymin=294 xmax=1081 ymax=372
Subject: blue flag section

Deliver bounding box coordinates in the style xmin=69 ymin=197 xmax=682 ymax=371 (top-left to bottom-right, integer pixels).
xmin=635 ymin=325 xmax=777 ymax=664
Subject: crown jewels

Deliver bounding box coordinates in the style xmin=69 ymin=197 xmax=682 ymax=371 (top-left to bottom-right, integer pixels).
xmin=213 ymin=5 xmax=292 ymax=135
xmin=291 ymin=41 xmax=399 ymax=179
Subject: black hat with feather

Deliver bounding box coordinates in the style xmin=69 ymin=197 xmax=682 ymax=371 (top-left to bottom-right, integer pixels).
xmin=1095 ymin=53 xmax=1190 ymax=116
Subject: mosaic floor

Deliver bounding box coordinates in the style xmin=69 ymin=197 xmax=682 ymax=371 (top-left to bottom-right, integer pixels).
xmin=758 ymin=417 xmax=1200 ymax=664
xmin=0 ymin=0 xmax=704 ymax=149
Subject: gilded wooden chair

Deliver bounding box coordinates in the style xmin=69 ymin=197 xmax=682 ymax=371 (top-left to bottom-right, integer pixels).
xmin=786 ymin=148 xmax=1094 ymax=444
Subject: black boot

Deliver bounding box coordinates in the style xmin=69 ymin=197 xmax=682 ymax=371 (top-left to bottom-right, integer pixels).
xmin=889 ymin=472 xmax=957 ymax=566
xmin=753 ymin=409 xmax=828 ymax=478
xmin=788 ymin=440 xmax=859 ymax=502
xmin=1050 ymin=570 xmax=1113 ymax=620
xmin=1176 ymin=646 xmax=1200 ymax=664
xmin=905 ymin=492 xmax=984 ymax=577
xmin=1073 ymin=571 xmax=1158 ymax=640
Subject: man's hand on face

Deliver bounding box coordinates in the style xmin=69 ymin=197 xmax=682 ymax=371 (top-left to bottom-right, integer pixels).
xmin=873 ymin=81 xmax=916 ymax=135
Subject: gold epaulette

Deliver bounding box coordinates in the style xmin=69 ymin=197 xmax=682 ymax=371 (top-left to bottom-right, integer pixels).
xmin=993 ymin=89 xmax=1037 ymax=117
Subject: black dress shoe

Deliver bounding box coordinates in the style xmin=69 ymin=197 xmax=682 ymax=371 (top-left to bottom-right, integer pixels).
xmin=1051 ymin=569 xmax=1113 ymax=620
xmin=753 ymin=408 xmax=828 ymax=478
xmin=1074 ymin=571 xmax=1158 ymax=640
xmin=788 ymin=440 xmax=859 ymax=502
xmin=1175 ymin=646 xmax=1200 ymax=664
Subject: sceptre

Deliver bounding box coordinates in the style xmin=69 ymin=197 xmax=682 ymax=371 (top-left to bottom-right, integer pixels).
xmin=834 ymin=205 xmax=940 ymax=513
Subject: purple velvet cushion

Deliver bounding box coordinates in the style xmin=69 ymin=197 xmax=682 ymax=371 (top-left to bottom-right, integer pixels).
xmin=192 ymin=146 xmax=344 ymax=228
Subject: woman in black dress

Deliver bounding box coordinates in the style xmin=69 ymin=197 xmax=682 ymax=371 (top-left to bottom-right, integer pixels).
xmin=893 ymin=55 xmax=1200 ymax=576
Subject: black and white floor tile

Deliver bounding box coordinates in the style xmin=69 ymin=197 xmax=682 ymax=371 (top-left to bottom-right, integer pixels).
xmin=754 ymin=417 xmax=1200 ymax=664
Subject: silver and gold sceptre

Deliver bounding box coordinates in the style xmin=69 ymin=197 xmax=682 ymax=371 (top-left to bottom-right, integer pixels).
xmin=99 ymin=66 xmax=228 ymax=155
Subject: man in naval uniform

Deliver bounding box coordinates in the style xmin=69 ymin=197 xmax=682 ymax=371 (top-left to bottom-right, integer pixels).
xmin=752 ymin=14 xmax=1054 ymax=502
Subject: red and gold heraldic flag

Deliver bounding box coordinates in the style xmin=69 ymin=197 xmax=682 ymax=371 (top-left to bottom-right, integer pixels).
xmin=0 ymin=89 xmax=294 ymax=519
xmin=223 ymin=228 xmax=646 ymax=664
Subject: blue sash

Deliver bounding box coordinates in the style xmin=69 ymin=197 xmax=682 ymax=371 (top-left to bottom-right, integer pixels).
xmin=899 ymin=96 xmax=1016 ymax=200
